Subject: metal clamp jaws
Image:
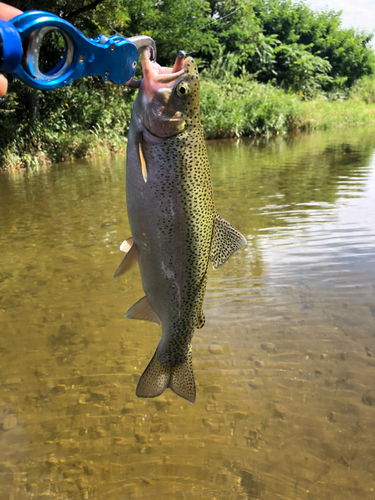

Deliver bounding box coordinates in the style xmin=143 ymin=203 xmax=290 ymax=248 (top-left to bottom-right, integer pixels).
xmin=0 ymin=10 xmax=156 ymax=90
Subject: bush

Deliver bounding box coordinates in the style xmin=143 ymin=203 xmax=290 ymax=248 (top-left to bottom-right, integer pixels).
xmin=200 ymin=72 xmax=297 ymax=138
xmin=350 ymin=75 xmax=375 ymax=104
xmin=0 ymin=78 xmax=135 ymax=168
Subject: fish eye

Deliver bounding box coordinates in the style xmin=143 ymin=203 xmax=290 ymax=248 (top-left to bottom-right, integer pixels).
xmin=176 ymin=81 xmax=191 ymax=98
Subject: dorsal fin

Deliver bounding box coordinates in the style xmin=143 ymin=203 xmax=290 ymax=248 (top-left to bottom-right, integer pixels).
xmin=210 ymin=214 xmax=247 ymax=270
xmin=125 ymin=296 xmax=161 ymax=325
xmin=113 ymin=242 xmax=139 ymax=277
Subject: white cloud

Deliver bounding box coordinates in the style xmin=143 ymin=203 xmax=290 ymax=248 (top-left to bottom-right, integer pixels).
xmin=306 ymin=0 xmax=375 ymax=36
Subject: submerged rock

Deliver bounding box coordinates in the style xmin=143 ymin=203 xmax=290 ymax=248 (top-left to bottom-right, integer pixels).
xmin=362 ymin=391 xmax=375 ymax=406
xmin=1 ymin=414 xmax=17 ymax=431
xmin=261 ymin=342 xmax=276 ymax=353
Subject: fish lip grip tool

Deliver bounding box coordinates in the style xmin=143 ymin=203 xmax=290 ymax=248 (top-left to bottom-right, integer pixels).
xmin=0 ymin=11 xmax=156 ymax=90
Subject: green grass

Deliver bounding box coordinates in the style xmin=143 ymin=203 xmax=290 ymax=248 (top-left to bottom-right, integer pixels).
xmin=200 ymin=75 xmax=375 ymax=139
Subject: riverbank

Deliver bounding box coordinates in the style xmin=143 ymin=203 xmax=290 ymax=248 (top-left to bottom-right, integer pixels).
xmin=2 ymin=75 xmax=375 ymax=170
xmin=200 ymin=75 xmax=375 ymax=138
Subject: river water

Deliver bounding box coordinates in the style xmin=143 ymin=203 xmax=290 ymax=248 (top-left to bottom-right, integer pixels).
xmin=1 ymin=127 xmax=375 ymax=500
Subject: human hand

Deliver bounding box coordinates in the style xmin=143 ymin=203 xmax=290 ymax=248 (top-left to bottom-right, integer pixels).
xmin=0 ymin=2 xmax=23 ymax=97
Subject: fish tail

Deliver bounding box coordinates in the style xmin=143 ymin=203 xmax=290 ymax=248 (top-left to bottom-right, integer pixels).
xmin=136 ymin=345 xmax=196 ymax=403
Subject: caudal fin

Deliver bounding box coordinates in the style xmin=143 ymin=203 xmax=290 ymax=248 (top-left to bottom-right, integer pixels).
xmin=136 ymin=346 xmax=196 ymax=403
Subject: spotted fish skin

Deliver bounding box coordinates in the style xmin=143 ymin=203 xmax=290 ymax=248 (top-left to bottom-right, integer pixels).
xmin=118 ymin=50 xmax=246 ymax=403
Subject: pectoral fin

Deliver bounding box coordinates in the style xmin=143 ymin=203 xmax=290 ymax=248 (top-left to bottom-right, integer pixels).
xmin=210 ymin=214 xmax=247 ymax=270
xmin=120 ymin=237 xmax=133 ymax=253
xmin=113 ymin=241 xmax=139 ymax=277
xmin=138 ymin=143 xmax=147 ymax=183
xmin=125 ymin=296 xmax=161 ymax=325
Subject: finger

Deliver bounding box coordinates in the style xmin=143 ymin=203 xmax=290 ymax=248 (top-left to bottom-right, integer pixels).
xmin=0 ymin=3 xmax=22 ymax=20
xmin=0 ymin=4 xmax=23 ymax=97
xmin=0 ymin=74 xmax=8 ymax=97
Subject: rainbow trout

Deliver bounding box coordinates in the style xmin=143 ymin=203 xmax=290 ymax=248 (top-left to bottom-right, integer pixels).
xmin=115 ymin=49 xmax=246 ymax=403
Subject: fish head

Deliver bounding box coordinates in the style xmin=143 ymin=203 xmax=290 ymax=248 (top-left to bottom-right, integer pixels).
xmin=136 ymin=49 xmax=200 ymax=141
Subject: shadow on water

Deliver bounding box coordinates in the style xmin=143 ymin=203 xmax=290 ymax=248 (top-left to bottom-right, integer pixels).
xmin=1 ymin=127 xmax=375 ymax=499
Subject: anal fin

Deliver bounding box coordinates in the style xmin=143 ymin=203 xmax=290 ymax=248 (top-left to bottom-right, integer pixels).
xmin=210 ymin=214 xmax=247 ymax=270
xmin=113 ymin=241 xmax=139 ymax=277
xmin=125 ymin=296 xmax=161 ymax=325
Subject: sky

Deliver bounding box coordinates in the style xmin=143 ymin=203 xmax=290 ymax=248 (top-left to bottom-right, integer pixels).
xmin=305 ymin=0 xmax=375 ymax=39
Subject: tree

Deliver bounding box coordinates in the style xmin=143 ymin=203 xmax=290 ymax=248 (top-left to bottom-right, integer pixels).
xmin=252 ymin=0 xmax=375 ymax=88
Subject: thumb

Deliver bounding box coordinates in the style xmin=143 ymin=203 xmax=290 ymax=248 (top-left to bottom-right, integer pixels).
xmin=0 ymin=73 xmax=8 ymax=97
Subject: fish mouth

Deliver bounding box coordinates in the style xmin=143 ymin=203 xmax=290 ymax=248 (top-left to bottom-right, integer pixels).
xmin=139 ymin=48 xmax=195 ymax=100
xmin=141 ymin=48 xmax=188 ymax=86
xmin=125 ymin=48 xmax=191 ymax=90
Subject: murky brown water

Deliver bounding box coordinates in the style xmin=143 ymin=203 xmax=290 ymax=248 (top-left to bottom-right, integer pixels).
xmin=1 ymin=127 xmax=375 ymax=500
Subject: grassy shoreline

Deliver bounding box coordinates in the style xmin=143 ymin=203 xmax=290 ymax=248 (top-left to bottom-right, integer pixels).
xmin=2 ymin=75 xmax=375 ymax=171
xmin=200 ymin=76 xmax=375 ymax=138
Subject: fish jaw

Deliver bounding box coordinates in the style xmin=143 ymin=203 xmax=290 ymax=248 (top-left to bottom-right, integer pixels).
xmin=134 ymin=48 xmax=200 ymax=141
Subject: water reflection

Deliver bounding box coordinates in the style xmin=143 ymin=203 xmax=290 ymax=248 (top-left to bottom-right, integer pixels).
xmin=1 ymin=128 xmax=375 ymax=499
